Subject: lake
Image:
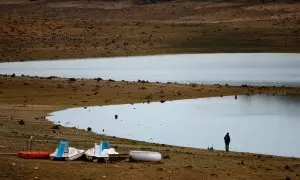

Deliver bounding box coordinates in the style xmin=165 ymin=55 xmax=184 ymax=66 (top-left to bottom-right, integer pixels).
xmin=1 ymin=53 xmax=300 ymax=86
xmin=48 ymin=95 xmax=300 ymax=157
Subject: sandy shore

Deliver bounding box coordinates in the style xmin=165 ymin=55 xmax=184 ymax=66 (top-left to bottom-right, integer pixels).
xmin=1 ymin=75 xmax=300 ymax=179
xmin=0 ymin=0 xmax=300 ymax=62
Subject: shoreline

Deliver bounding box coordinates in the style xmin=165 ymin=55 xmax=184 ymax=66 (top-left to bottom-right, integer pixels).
xmin=47 ymin=105 xmax=300 ymax=159
xmin=46 ymin=94 xmax=300 ymax=159
xmin=1 ymin=52 xmax=300 ymax=63
xmin=1 ymin=75 xmax=300 ymax=106
xmin=1 ymin=76 xmax=300 ymax=179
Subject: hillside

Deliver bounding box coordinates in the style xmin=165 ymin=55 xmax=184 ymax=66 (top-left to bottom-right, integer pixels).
xmin=0 ymin=0 xmax=299 ymax=61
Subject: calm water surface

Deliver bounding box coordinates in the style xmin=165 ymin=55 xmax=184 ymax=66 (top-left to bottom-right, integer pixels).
xmin=1 ymin=53 xmax=300 ymax=86
xmin=48 ymin=95 xmax=300 ymax=157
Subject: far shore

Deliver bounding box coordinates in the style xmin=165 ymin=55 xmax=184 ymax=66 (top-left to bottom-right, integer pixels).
xmin=1 ymin=1 xmax=299 ymax=62
xmin=1 ymin=74 xmax=300 ymax=106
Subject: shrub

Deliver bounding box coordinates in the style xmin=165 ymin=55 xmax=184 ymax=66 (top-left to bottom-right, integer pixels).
xmin=69 ymin=78 xmax=76 ymax=82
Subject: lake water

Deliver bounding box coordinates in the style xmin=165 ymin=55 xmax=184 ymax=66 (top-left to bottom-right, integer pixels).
xmin=48 ymin=95 xmax=300 ymax=157
xmin=1 ymin=53 xmax=300 ymax=86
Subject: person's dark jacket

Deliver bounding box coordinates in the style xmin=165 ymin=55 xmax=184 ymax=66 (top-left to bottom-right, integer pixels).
xmin=224 ymin=134 xmax=230 ymax=144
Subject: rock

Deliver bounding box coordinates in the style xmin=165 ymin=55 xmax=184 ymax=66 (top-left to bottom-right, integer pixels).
xmin=284 ymin=165 xmax=293 ymax=171
xmin=69 ymin=78 xmax=76 ymax=82
xmin=51 ymin=125 xmax=60 ymax=129
xmin=163 ymin=154 xmax=170 ymax=159
xmin=34 ymin=166 xmax=39 ymax=170
xmin=18 ymin=119 xmax=25 ymax=126
xmin=95 ymin=77 xmax=102 ymax=82
xmin=184 ymin=165 xmax=193 ymax=169
xmin=157 ymin=167 xmax=164 ymax=171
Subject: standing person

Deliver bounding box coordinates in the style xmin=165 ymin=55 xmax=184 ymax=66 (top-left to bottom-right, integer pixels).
xmin=224 ymin=132 xmax=231 ymax=151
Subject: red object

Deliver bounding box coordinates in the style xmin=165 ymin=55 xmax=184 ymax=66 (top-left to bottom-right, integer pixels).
xmin=17 ymin=151 xmax=53 ymax=159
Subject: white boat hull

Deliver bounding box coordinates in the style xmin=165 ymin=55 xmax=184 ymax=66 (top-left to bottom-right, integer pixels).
xmin=129 ymin=150 xmax=162 ymax=162
xmin=50 ymin=147 xmax=85 ymax=161
xmin=85 ymin=148 xmax=118 ymax=161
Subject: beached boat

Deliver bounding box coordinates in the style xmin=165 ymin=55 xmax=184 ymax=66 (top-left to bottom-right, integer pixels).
xmin=18 ymin=151 xmax=53 ymax=159
xmin=50 ymin=140 xmax=85 ymax=161
xmin=85 ymin=141 xmax=119 ymax=162
xmin=129 ymin=150 xmax=162 ymax=162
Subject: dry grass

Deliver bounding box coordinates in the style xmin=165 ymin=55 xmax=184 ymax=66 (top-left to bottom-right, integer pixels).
xmin=0 ymin=0 xmax=299 ymax=62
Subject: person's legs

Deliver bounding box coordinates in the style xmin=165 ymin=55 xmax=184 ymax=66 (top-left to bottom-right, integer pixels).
xmin=225 ymin=143 xmax=229 ymax=151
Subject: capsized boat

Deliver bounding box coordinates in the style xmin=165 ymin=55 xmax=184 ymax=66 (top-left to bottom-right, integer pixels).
xmin=85 ymin=140 xmax=119 ymax=162
xmin=129 ymin=150 xmax=162 ymax=162
xmin=18 ymin=151 xmax=53 ymax=159
xmin=50 ymin=140 xmax=85 ymax=161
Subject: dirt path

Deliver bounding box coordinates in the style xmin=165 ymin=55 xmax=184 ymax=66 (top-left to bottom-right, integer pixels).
xmin=0 ymin=75 xmax=300 ymax=179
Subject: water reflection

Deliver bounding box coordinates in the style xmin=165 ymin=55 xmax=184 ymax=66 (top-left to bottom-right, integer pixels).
xmin=48 ymin=95 xmax=300 ymax=157
xmin=1 ymin=53 xmax=300 ymax=86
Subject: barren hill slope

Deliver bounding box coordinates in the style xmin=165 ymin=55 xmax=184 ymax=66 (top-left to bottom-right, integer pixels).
xmin=0 ymin=0 xmax=299 ymax=61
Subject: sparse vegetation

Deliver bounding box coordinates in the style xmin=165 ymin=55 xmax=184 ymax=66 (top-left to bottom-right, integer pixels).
xmin=190 ymin=83 xmax=197 ymax=88
xmin=51 ymin=124 xmax=60 ymax=129
xmin=69 ymin=78 xmax=76 ymax=82
xmin=18 ymin=119 xmax=25 ymax=125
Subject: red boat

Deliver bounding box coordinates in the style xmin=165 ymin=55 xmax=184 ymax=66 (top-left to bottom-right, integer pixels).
xmin=17 ymin=151 xmax=53 ymax=159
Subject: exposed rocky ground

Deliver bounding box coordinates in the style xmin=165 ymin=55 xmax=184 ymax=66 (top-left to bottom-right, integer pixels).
xmin=0 ymin=0 xmax=299 ymax=61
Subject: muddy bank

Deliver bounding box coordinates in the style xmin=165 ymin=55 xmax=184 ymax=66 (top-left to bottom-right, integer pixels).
xmin=1 ymin=75 xmax=300 ymax=106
